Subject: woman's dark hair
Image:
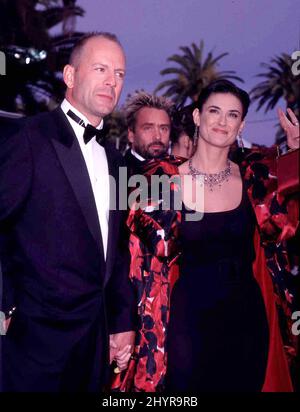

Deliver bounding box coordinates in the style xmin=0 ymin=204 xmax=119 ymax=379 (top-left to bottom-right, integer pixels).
xmin=171 ymin=103 xmax=196 ymax=144
xmin=196 ymin=80 xmax=250 ymax=120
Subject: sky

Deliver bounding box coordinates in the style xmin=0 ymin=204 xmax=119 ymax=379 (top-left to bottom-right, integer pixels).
xmin=73 ymin=0 xmax=299 ymax=146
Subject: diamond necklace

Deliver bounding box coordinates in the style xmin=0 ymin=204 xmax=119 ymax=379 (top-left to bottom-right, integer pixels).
xmin=188 ymin=158 xmax=231 ymax=191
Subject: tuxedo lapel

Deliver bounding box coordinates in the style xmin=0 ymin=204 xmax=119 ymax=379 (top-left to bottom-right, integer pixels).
xmin=104 ymin=145 xmax=122 ymax=284
xmin=49 ymin=108 xmax=105 ymax=258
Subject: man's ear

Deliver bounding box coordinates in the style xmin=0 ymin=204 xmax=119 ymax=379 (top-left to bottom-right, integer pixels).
xmin=183 ymin=134 xmax=190 ymax=148
xmin=63 ymin=64 xmax=75 ymax=89
xmin=127 ymin=128 xmax=135 ymax=144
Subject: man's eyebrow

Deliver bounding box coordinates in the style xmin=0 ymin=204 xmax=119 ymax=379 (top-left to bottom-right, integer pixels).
xmin=92 ymin=62 xmax=107 ymax=67
xmin=141 ymin=122 xmax=155 ymax=126
xmin=91 ymin=63 xmax=125 ymax=72
xmin=141 ymin=122 xmax=170 ymax=127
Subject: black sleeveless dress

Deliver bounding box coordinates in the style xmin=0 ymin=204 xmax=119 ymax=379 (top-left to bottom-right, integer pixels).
xmin=165 ymin=183 xmax=269 ymax=392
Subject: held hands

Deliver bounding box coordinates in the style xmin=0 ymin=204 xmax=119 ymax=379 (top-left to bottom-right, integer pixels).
xmin=1 ymin=317 xmax=11 ymax=335
xmin=109 ymin=331 xmax=135 ymax=372
xmin=0 ymin=307 xmax=16 ymax=335
xmin=278 ymin=107 xmax=300 ymax=149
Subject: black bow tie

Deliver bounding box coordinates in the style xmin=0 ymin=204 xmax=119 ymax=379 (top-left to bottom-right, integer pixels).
xmin=66 ymin=109 xmax=105 ymax=145
xmin=83 ymin=124 xmax=105 ymax=145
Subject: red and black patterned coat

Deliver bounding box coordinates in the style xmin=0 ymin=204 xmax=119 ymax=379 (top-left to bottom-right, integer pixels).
xmin=112 ymin=151 xmax=298 ymax=392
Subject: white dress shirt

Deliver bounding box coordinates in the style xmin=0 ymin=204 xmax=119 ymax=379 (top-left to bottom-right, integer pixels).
xmin=61 ymin=99 xmax=109 ymax=259
xmin=130 ymin=148 xmax=145 ymax=162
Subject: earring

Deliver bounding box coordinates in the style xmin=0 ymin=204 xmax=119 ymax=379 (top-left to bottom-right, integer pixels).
xmin=193 ymin=126 xmax=199 ymax=147
xmin=238 ymin=131 xmax=244 ymax=153
xmin=168 ymin=139 xmax=172 ymax=155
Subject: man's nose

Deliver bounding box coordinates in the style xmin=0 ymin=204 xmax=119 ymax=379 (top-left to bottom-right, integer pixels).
xmin=105 ymin=71 xmax=116 ymax=87
xmin=153 ymin=128 xmax=162 ymax=141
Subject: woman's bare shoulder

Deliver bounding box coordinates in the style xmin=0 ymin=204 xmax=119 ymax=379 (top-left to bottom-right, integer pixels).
xmin=230 ymin=160 xmax=241 ymax=178
xmin=178 ymin=160 xmax=189 ymax=175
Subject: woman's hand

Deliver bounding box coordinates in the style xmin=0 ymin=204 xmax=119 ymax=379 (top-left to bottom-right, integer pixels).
xmin=114 ymin=344 xmax=133 ymax=372
xmin=278 ymin=107 xmax=299 ymax=149
xmin=109 ymin=331 xmax=135 ymax=372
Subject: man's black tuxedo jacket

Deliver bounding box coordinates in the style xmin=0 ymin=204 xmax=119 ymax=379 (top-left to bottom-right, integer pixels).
xmin=0 ymin=108 xmax=136 ymax=391
xmin=124 ymin=148 xmax=145 ymax=177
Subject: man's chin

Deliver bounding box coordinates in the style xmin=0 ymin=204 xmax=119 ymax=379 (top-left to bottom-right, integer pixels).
xmin=146 ymin=150 xmax=167 ymax=159
xmin=94 ymin=104 xmax=115 ymax=119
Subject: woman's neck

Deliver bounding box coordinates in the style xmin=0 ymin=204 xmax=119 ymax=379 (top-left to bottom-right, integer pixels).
xmin=191 ymin=140 xmax=230 ymax=173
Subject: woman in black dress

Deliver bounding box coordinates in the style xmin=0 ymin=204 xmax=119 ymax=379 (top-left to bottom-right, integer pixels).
xmin=164 ymin=80 xmax=299 ymax=392
xmin=115 ymin=80 xmax=298 ymax=392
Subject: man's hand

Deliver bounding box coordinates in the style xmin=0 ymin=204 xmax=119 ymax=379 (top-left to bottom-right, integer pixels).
xmin=109 ymin=331 xmax=135 ymax=372
xmin=278 ymin=107 xmax=299 ymax=149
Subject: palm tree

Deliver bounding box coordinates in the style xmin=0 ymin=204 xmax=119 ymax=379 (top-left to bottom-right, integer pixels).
xmin=103 ymin=110 xmax=128 ymax=153
xmin=251 ymin=53 xmax=300 ymax=114
xmin=251 ymin=53 xmax=300 ymax=144
xmin=154 ymin=41 xmax=243 ymax=108
xmin=0 ymin=0 xmax=85 ymax=115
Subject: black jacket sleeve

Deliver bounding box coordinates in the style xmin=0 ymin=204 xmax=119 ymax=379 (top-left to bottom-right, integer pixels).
xmin=0 ymin=125 xmax=32 ymax=225
xmin=105 ymin=216 xmax=137 ymax=334
xmin=104 ymin=148 xmax=137 ymax=334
